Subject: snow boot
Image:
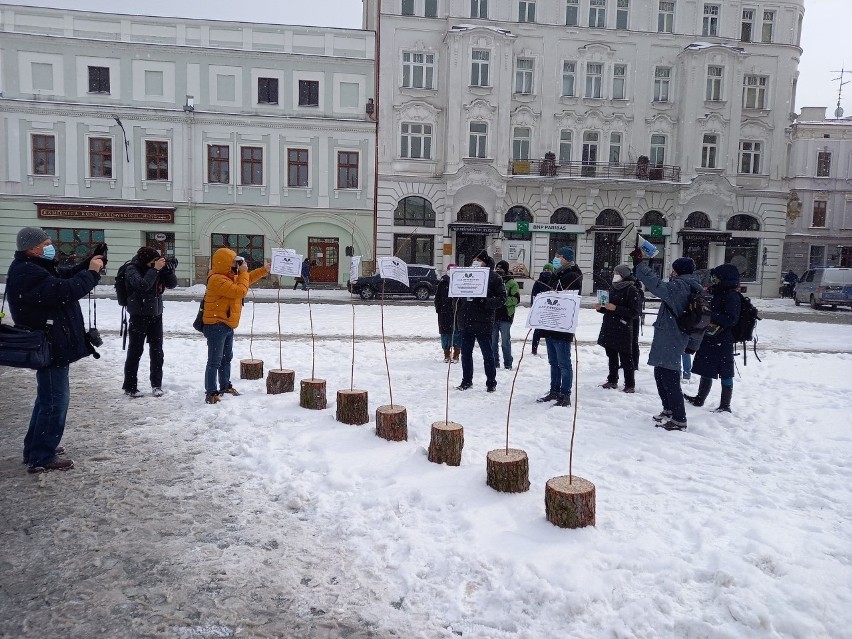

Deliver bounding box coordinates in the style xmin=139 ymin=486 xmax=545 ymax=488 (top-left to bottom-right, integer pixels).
xmin=714 ymin=386 xmax=733 ymax=413
xmin=600 ymin=381 xmax=618 ymax=389
xmin=443 ymin=348 xmax=451 ymax=363
xmin=555 ymin=393 xmax=572 ymax=407
xmin=452 ymin=347 xmax=460 ymax=363
xmin=684 ymin=377 xmax=712 ymax=407
xmin=652 ymin=410 xmax=673 ymax=422
xmin=537 ymin=390 xmax=559 ymax=403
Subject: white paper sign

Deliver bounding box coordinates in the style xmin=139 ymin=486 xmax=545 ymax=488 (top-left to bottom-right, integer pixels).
xmin=526 ymin=292 xmax=581 ymax=334
xmin=377 ymin=256 xmax=409 ymax=286
xmin=448 ymin=267 xmax=489 ymax=298
xmin=349 ymin=256 xmax=361 ymax=283
xmin=270 ymin=248 xmax=303 ymax=277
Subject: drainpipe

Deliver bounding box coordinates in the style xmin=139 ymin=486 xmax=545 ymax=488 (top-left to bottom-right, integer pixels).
xmin=371 ymin=0 xmax=381 ymax=266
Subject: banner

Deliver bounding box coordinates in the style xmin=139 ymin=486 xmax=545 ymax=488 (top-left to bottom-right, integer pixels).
xmin=349 ymin=256 xmax=361 ymax=283
xmin=448 ymin=267 xmax=489 ymax=298
xmin=526 ymin=292 xmax=581 ymax=334
xmin=270 ymin=248 xmax=303 ymax=277
xmin=377 ymin=256 xmax=409 ymax=286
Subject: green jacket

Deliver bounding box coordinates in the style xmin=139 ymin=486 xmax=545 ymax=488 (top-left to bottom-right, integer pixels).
xmin=496 ymin=275 xmax=520 ymax=322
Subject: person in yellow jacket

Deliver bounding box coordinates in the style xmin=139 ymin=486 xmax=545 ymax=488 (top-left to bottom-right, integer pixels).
xmin=202 ymin=248 xmax=269 ymax=404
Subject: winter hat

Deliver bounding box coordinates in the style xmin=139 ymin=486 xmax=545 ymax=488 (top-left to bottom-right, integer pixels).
xmin=137 ymin=246 xmax=160 ymax=265
xmin=473 ymin=250 xmax=489 ymax=263
xmin=542 ymin=263 xmax=555 ymax=272
xmin=556 ymin=247 xmax=575 ymax=263
xmin=613 ymin=264 xmax=633 ymax=280
xmin=672 ymin=257 xmax=696 ymax=275
xmin=16 ymin=227 xmax=50 ymax=251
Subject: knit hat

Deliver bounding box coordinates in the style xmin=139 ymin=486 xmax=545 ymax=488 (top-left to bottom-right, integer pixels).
xmin=137 ymin=246 xmax=160 ymax=265
xmin=672 ymin=257 xmax=696 ymax=275
xmin=542 ymin=263 xmax=555 ymax=272
xmin=613 ymin=264 xmax=633 ymax=280
xmin=473 ymin=250 xmax=489 ymax=263
xmin=556 ymin=247 xmax=575 ymax=262
xmin=16 ymin=227 xmax=50 ymax=251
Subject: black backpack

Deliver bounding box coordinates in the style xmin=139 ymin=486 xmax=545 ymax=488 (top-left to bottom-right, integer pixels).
xmin=674 ymin=289 xmax=712 ymax=338
xmin=114 ymin=261 xmax=131 ymax=307
xmin=731 ymin=292 xmax=760 ymax=343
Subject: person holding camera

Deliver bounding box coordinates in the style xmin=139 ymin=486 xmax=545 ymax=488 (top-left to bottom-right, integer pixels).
xmin=6 ymin=227 xmax=104 ymax=473
xmin=202 ymin=248 xmax=270 ymax=404
xmin=121 ymin=246 xmax=178 ymax=398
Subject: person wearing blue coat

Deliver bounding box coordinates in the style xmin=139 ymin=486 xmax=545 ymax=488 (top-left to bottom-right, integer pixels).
xmin=685 ymin=263 xmax=742 ymax=413
xmin=630 ymin=251 xmax=704 ymax=431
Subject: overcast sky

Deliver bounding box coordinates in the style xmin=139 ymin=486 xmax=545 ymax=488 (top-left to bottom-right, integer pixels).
xmin=5 ymin=0 xmax=850 ymax=116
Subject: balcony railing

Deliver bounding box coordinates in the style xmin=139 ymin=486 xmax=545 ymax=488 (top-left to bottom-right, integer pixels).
xmin=508 ymin=159 xmax=681 ymax=182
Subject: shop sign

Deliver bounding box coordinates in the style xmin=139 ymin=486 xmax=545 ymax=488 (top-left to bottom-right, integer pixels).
xmin=37 ymin=203 xmax=175 ymax=224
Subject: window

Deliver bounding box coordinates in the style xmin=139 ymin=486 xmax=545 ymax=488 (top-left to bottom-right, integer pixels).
xmin=207 ymin=145 xmax=230 ymax=184
xmin=582 ymin=131 xmax=599 ymax=174
xmin=812 ymin=201 xmax=827 ymax=227
xmin=612 ymin=64 xmax=626 ymax=99
xmin=43 ymin=228 xmax=105 ymax=269
xmin=88 ymin=137 xmax=112 ymax=178
xmin=566 ymin=0 xmax=579 ymax=26
xmin=471 ymin=50 xmax=490 ymax=86
xmin=559 ymin=130 xmax=573 ymax=163
xmin=145 ymin=231 xmax=175 ymax=261
xmin=701 ymin=134 xmax=718 ymax=168
xmin=589 ymin=0 xmax=606 ymax=28
xmin=287 ymin=148 xmax=309 ymax=187
xmin=88 ymin=66 xmax=110 ymax=93
xmin=562 ymin=61 xmax=576 ymax=96
xmin=703 ymin=4 xmax=720 ymax=37
xmin=518 ymin=1 xmax=536 ymax=23
xmin=337 ymin=151 xmax=359 ymax=189
xmin=658 ymin=1 xmax=674 ymax=33
xmin=402 ymin=0 xmax=414 ymax=15
xmin=512 ymin=127 xmax=531 ymax=160
xmin=741 ymin=9 xmax=754 ymax=42
xmin=609 ymin=132 xmax=622 ymax=164
xmin=504 ymin=206 xmax=533 ymax=240
xmin=400 ymin=123 xmax=433 ymax=159
xmin=211 ymin=233 xmax=264 ymax=270
xmin=724 ymin=238 xmax=758 ymax=281
xmin=471 ymin=0 xmax=488 ymax=18
xmin=394 ymin=234 xmax=434 ymax=265
xmin=402 ymin=52 xmax=435 ymax=89
xmin=32 ymin=134 xmax=55 ymax=175
xmin=743 ymin=75 xmax=767 ymax=109
xmin=515 ymin=58 xmax=534 ymax=94
xmin=394 ymin=196 xmax=436 ymax=227
xmin=684 ymin=211 xmax=711 ymax=228
xmin=650 ymin=134 xmax=666 ymax=166
xmin=240 ymin=146 xmax=263 ymax=185
xmin=726 ymin=214 xmax=760 ymax=231
xmin=298 ymin=80 xmax=320 ymax=107
xmin=469 ymin=122 xmax=487 ymax=157
xmin=585 ymin=63 xmax=603 ymax=98
xmin=706 ymin=66 xmax=723 ymax=101
xmin=425 ymin=0 xmax=437 ymax=17
xmin=739 ymin=140 xmax=762 ymax=174
xmin=654 ymin=67 xmax=671 ymax=102
xmin=762 ymin=10 xmax=775 ymax=43
xmin=616 ymin=0 xmax=629 ymax=30
xmin=817 ymin=151 xmax=831 ymax=176
xmin=258 ymin=77 xmax=279 ymax=104
xmin=809 ymin=245 xmax=825 ymax=268
xmin=145 ymin=141 xmax=169 ymax=181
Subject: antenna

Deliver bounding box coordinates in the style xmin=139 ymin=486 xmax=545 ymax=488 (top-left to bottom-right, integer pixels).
xmin=831 ymin=67 xmax=849 ymax=118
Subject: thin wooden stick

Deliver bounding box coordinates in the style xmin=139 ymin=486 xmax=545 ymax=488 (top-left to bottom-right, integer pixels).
xmin=248 ymin=289 xmax=256 ymax=360
xmin=276 ymin=281 xmax=283 ymax=370
xmin=308 ymin=288 xmax=316 ymax=379
xmin=380 ymin=279 xmax=393 ymax=407
xmin=350 ymin=305 xmax=356 ymax=391
xmin=445 ymin=299 xmax=459 ymax=425
xmin=569 ymin=337 xmax=580 ymax=483
xmin=505 ymin=329 xmax=532 ymax=454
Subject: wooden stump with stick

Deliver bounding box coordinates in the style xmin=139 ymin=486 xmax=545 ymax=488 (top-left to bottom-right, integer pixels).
xmin=428 ymin=421 xmax=464 ymax=466
xmin=240 ymin=359 xmax=264 ymax=380
xmin=266 ymin=369 xmax=295 ymax=395
xmin=376 ymin=404 xmax=407 ymax=442
xmin=299 ymin=378 xmax=327 ymax=410
xmin=545 ymin=476 xmax=596 ymax=528
xmin=486 ymin=448 xmax=530 ymax=493
xmin=336 ymin=389 xmax=369 ymax=425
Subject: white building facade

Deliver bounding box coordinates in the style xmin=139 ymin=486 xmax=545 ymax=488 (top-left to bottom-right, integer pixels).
xmin=0 ymin=5 xmax=376 ymax=286
xmin=365 ymin=0 xmax=805 ymax=295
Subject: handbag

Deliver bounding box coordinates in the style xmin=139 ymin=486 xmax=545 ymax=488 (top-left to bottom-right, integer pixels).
xmin=0 ymin=293 xmax=52 ymax=369
xmin=193 ymin=298 xmax=205 ymax=332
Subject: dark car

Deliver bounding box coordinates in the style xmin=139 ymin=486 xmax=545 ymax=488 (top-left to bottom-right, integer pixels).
xmin=348 ymin=264 xmax=439 ymax=300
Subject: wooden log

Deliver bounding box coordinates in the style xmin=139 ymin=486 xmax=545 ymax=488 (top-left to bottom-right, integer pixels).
xmin=299 ymin=378 xmax=327 ymax=410
xmin=486 ymin=448 xmax=530 ymax=493
xmin=336 ymin=389 xmax=369 ymax=425
xmin=266 ymin=369 xmax=295 ymax=395
xmin=428 ymin=421 xmax=464 ymax=466
xmin=375 ymin=405 xmax=407 ymax=442
xmin=240 ymin=359 xmax=264 ymax=380
xmin=545 ymin=475 xmax=596 ymax=529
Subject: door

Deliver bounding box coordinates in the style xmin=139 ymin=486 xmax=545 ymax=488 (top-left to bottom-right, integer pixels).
xmin=593 ymin=232 xmax=621 ymax=291
xmin=308 ymin=237 xmax=339 ymax=283
xmin=683 ymin=238 xmax=709 ymax=270
xmin=455 ymin=233 xmax=486 ymax=267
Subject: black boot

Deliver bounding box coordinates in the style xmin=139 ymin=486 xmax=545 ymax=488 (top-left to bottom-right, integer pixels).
xmin=715 ymin=386 xmax=733 ymax=413
xmin=684 ymin=377 xmax=712 ymax=407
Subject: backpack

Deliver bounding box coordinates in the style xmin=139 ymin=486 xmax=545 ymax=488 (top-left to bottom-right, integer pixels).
xmin=675 ymin=289 xmax=712 ymax=338
xmin=731 ymin=292 xmax=760 ymax=343
xmin=114 ymin=261 xmax=131 ymax=306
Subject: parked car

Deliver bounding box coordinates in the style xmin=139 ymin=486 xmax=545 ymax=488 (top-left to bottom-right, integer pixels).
xmin=348 ymin=264 xmax=439 ymax=300
xmin=794 ymin=267 xmax=852 ymax=309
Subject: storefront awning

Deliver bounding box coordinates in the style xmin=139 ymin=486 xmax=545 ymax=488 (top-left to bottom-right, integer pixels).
xmin=448 ymin=223 xmax=503 ymax=235
xmin=678 ymin=229 xmax=733 ymax=242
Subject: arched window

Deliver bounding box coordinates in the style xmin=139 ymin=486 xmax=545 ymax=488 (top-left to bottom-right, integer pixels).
xmin=726 ymin=214 xmax=760 ymax=231
xmin=394 ymin=196 xmax=436 ymax=227
xmin=595 ymin=208 xmax=623 ymax=227
xmin=641 ymin=210 xmax=667 ymax=227
xmin=551 ymin=207 xmax=578 ymax=224
xmin=684 ymin=211 xmax=711 ymax=229
xmin=504 ymin=205 xmax=533 ymax=240
xmin=457 ymin=203 xmax=487 ymax=223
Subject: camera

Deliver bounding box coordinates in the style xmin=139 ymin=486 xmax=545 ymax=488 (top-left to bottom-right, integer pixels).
xmin=164 ymin=256 xmax=179 ymax=269
xmin=235 ymin=256 xmax=246 ymax=264
xmin=86 ymin=327 xmax=103 ymax=348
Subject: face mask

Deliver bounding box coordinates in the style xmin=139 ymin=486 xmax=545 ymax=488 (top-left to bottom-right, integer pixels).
xmin=473 ymin=260 xmax=484 ymax=267
xmin=552 ymin=257 xmax=562 ymax=269
xmin=612 ymin=273 xmax=623 ymax=283
xmin=41 ymin=245 xmax=56 ymax=260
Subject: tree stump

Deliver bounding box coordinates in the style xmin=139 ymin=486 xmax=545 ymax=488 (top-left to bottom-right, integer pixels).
xmin=240 ymin=359 xmax=263 ymax=380
xmin=376 ymin=405 xmax=407 ymax=442
xmin=336 ymin=389 xmax=369 ymax=425
xmin=486 ymin=448 xmax=530 ymax=493
xmin=428 ymin=421 xmax=464 ymax=466
xmin=299 ymin=378 xmax=327 ymax=410
xmin=545 ymin=475 xmax=596 ymax=529
xmin=266 ymin=369 xmax=295 ymax=395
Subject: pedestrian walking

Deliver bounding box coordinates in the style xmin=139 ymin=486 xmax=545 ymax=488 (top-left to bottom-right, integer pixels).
xmin=492 ymin=260 xmax=520 ymax=370
xmin=595 ymin=264 xmax=642 ymax=393
xmin=434 ymin=263 xmax=461 ymax=363
xmin=293 ymin=257 xmax=311 ymax=290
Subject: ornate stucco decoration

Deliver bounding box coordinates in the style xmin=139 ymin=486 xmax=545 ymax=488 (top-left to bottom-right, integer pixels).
xmin=446 ymin=164 xmax=506 ymax=198
xmin=678 ymin=173 xmax=736 ymax=208
xmin=393 ymin=100 xmax=442 ymax=123
xmin=463 ymin=98 xmax=497 ymax=121
xmin=510 ymin=105 xmax=540 ymax=128
xmin=787 ymin=191 xmax=801 ymax=221
xmin=645 ymin=113 xmax=678 ymax=133
xmin=697 ymin=112 xmax=730 ymax=130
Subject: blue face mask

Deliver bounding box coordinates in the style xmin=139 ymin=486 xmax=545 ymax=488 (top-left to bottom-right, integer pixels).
xmin=552 ymin=257 xmax=562 ymax=269
xmin=41 ymin=245 xmax=56 ymax=260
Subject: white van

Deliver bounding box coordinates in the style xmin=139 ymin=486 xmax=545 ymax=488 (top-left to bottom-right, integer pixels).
xmin=794 ymin=267 xmax=852 ymax=309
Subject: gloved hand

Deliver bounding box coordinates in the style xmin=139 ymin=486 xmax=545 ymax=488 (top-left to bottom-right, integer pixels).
xmin=628 ymin=248 xmax=643 ymax=265
xmin=92 ymin=242 xmax=108 ymax=267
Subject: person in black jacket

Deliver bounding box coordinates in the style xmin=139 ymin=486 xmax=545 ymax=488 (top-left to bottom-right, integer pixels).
xmin=122 ymin=246 xmax=178 ymax=398
xmin=595 ymin=264 xmax=642 ymax=393
xmin=456 ymin=251 xmax=506 ymax=392
xmin=6 ymin=226 xmax=104 ymax=473
xmin=434 ymin=263 xmax=461 ymax=363
xmin=529 ymin=263 xmax=554 ymax=356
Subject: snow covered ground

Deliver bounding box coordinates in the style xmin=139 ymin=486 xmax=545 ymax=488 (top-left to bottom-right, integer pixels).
xmin=5 ymin=296 xmax=852 ymax=638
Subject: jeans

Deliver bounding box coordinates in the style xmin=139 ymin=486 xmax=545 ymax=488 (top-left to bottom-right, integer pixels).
xmin=654 ymin=367 xmax=687 ymax=422
xmin=23 ymin=365 xmax=71 ymax=466
xmin=605 ymin=347 xmax=635 ymax=388
xmin=203 ymin=322 xmax=234 ymax=394
xmin=531 ymin=329 xmax=543 ymax=353
xmin=545 ymin=338 xmax=573 ymax=396
xmin=440 ymin=332 xmax=462 ymax=350
xmin=681 ymin=352 xmax=693 ymax=380
xmin=293 ymin=276 xmax=309 ymax=291
xmin=123 ymin=314 xmax=164 ymax=391
xmin=491 ymin=320 xmax=513 ymax=368
xmin=460 ymin=329 xmax=496 ymax=386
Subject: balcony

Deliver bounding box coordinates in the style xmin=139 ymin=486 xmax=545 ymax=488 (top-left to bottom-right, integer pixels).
xmin=508 ymin=159 xmax=681 ymax=182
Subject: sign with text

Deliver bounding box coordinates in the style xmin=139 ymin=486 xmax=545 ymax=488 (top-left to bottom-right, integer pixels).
xmin=377 ymin=256 xmax=409 ymax=286
xmin=270 ymin=248 xmax=303 ymax=277
xmin=349 ymin=255 xmax=361 ymax=283
xmin=37 ymin=202 xmax=175 ymax=224
xmin=526 ymin=292 xmax=581 ymax=334
xmin=449 ymin=267 xmax=489 ymax=298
